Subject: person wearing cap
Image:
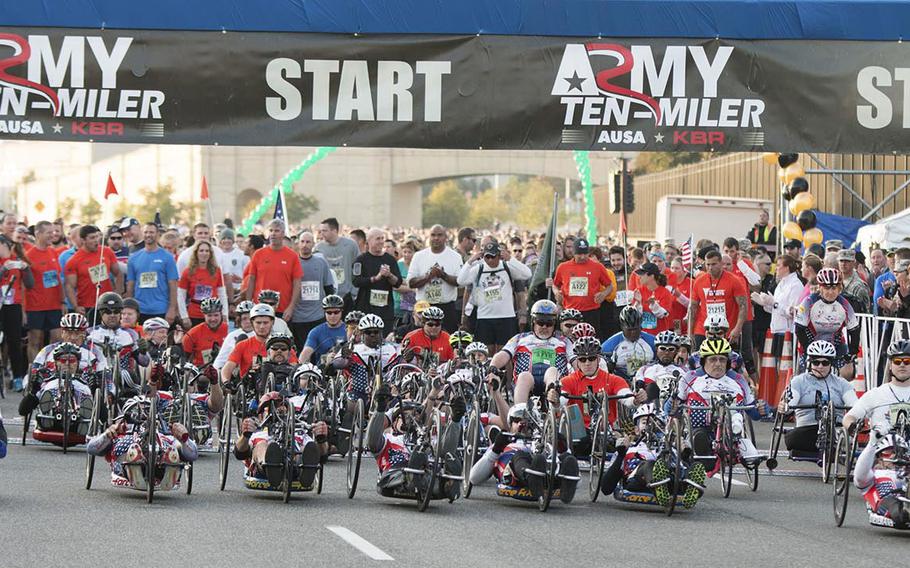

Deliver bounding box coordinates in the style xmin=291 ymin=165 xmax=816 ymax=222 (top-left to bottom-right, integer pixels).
xmin=632 ymin=262 xmax=675 ymax=333
xmin=394 ymin=300 xmax=429 ymax=342
xmin=217 ymin=227 xmax=249 ymax=303
xmin=125 ymin=222 xmax=179 ymax=324
xmin=746 ymin=208 xmax=778 ymax=260
xmin=63 ymin=224 xmax=123 ymax=314
xmin=289 ymin=231 xmax=336 ymax=352
xmin=221 ymin=303 xmax=298 ymax=382
xmin=402 ymin=306 xmax=454 ymax=364
xmin=825 ymin=240 xmax=844 ymax=253
xmin=838 ymin=248 xmax=871 ymax=314
xmin=116 ymin=217 xmax=143 ymax=254
xmin=783 ymin=239 xmax=802 ymax=260
xmin=407 ymin=225 xmax=463 ymax=333
xmin=457 ymin=240 xmax=532 ymax=351
xmin=550 ymin=237 xmax=616 ymax=338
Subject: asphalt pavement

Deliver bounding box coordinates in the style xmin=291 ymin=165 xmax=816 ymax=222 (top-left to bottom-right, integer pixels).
xmin=0 ymin=393 xmax=906 ymax=568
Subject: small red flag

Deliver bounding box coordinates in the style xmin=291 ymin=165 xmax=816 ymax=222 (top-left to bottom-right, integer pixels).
xmin=201 ymin=176 xmax=209 ymax=200
xmin=104 ymin=173 xmax=118 ymax=199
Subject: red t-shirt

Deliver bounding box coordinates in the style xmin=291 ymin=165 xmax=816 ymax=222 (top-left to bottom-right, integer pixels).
xmin=691 ymin=270 xmax=748 ymax=336
xmin=183 ymin=322 xmax=228 ymax=366
xmin=228 ymin=335 xmax=298 ymax=377
xmin=26 ymin=245 xmax=63 ymax=312
xmin=667 ymin=272 xmax=691 ymax=334
xmin=560 ymin=369 xmax=629 ymax=427
xmin=728 ymin=257 xmax=755 ymax=320
xmin=0 ymin=257 xmax=25 ymax=305
xmin=64 ymin=246 xmax=117 ymax=308
xmin=403 ymin=329 xmax=455 ymax=362
xmin=248 ymin=246 xmax=302 ymax=313
xmin=179 ymin=267 xmax=223 ymax=319
xmin=553 ymin=259 xmax=613 ymax=312
xmin=637 ymin=284 xmax=675 ymax=333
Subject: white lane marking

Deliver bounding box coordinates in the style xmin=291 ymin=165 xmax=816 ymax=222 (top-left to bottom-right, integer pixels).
xmin=327 ymin=526 xmax=394 ymax=561
xmin=711 ymin=476 xmax=749 ymax=487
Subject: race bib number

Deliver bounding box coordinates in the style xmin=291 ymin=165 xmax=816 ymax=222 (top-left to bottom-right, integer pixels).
xmin=193 ymin=284 xmax=213 ymax=301
xmin=88 ymin=263 xmax=108 ymax=285
xmin=369 ymin=289 xmax=389 ymax=307
xmin=615 ymin=290 xmax=633 ymax=307
xmin=642 ymin=312 xmax=658 ymax=330
xmin=483 ymin=283 xmax=502 ymax=303
xmin=139 ymin=271 xmax=158 ymax=289
xmin=300 ymin=281 xmax=321 ymax=301
xmin=0 ymin=284 xmax=12 ymax=305
xmin=201 ymin=349 xmax=214 ymax=365
xmin=42 ymin=270 xmax=59 ymax=289
xmin=531 ymin=347 xmax=557 ymax=367
xmin=331 ymin=266 xmax=346 ymax=285
xmin=889 ymin=402 xmax=910 ymax=425
xmin=569 ymin=276 xmax=589 ymax=297
xmin=425 ymin=280 xmax=443 ymax=303
xmin=706 ymin=302 xmax=727 ymax=320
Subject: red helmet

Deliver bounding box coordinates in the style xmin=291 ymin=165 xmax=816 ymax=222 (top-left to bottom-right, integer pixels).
xmin=572 ymin=322 xmax=597 ymax=339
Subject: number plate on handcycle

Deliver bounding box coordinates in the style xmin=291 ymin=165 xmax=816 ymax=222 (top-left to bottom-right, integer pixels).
xmin=888 ymin=403 xmax=910 ymax=425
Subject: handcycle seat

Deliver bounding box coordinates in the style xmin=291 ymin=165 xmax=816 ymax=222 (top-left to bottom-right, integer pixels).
xmin=496 ymin=482 xmax=561 ymax=502
xmin=788 ymin=449 xmax=821 ymax=462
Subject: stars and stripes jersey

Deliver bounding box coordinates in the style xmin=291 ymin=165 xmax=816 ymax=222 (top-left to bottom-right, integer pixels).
xmin=37 ymin=377 xmax=92 ymax=404
xmin=501 ymin=332 xmax=572 ymax=380
xmin=88 ymin=326 xmax=141 ymax=371
xmin=494 ymin=439 xmax=532 ymax=482
xmin=32 ymin=341 xmax=106 ymax=374
xmin=794 ymin=293 xmax=858 ymax=346
xmin=601 ymin=332 xmax=656 ymax=377
xmin=861 ymin=470 xmax=902 ymax=516
xmin=677 ymin=372 xmax=753 ymax=428
xmin=622 ymin=441 xmax=658 ymax=477
xmin=375 ymin=433 xmax=411 ymax=474
xmin=107 ymin=431 xmax=182 ymax=480
xmin=340 ymin=342 xmax=402 ymax=399
xmin=633 ymin=362 xmax=687 ymax=386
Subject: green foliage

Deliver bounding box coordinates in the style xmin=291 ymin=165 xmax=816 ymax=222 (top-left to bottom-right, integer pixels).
xmin=423 ymin=180 xmax=469 ymax=228
xmin=112 ymin=183 xmax=202 ymax=226
xmin=81 ymin=197 xmax=101 ymax=224
xmin=57 ymin=197 xmax=77 ymax=221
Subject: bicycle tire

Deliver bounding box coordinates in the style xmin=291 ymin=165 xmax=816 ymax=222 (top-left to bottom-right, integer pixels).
xmin=665 ymin=417 xmax=683 ymax=517
xmin=60 ymin=374 xmax=72 ymax=454
xmin=589 ymin=413 xmax=606 ymax=502
xmin=147 ymin=395 xmax=158 ymax=504
xmin=219 ymin=393 xmax=232 ymax=491
xmin=538 ymin=410 xmax=558 ymax=512
xmin=833 ymin=428 xmax=854 ymax=527
xmin=346 ymin=398 xmax=364 ymax=499
xmin=85 ymin=389 xmax=103 ymax=490
xmin=766 ymin=410 xmax=784 ymax=471
xmin=462 ymin=409 xmax=480 ymax=499
xmin=283 ymin=404 xmax=294 ymax=504
xmin=418 ymin=410 xmax=442 ymax=512
xmin=21 ymin=409 xmax=30 ymax=446
xmin=720 ymin=410 xmax=734 ymax=499
xmin=821 ymin=402 xmax=835 ymax=484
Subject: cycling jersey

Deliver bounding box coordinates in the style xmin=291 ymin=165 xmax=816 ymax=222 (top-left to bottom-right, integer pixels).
xmin=375 ymin=432 xmax=411 ymax=474
xmin=501 ymin=332 xmax=572 ymax=380
xmin=560 ymin=369 xmax=630 ymax=427
xmin=87 ymin=326 xmax=147 ymax=372
xmin=32 ymin=341 xmax=105 ymax=374
xmin=677 ymin=372 xmax=753 ymax=428
xmin=601 ymin=332 xmax=655 ymax=378
xmin=634 ymin=361 xmax=687 ymax=387
xmin=794 ymin=293 xmax=859 ymax=347
xmin=338 ymin=342 xmax=402 ymax=402
xmin=845 ymin=382 xmax=910 ymax=432
xmin=303 ymin=322 xmax=347 ymax=363
xmin=785 ymin=372 xmax=857 ymax=427
xmin=403 ymin=328 xmax=455 ymax=363
xmin=228 ymin=336 xmax=299 ymax=378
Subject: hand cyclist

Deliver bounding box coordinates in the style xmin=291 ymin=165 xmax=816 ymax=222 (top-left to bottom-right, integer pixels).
xmin=844 ymin=339 xmax=910 ymax=435
xmin=468 ymin=402 xmax=580 ymax=503
xmin=633 ymin=330 xmax=687 ymax=396
xmin=599 ymin=403 xmax=706 ymax=508
xmin=794 ymin=267 xmax=860 ymax=371
xmin=366 ymin=383 xmax=463 ymax=500
xmin=464 ymin=341 xmax=490 ymax=366
xmin=234 ymin=390 xmax=327 ymax=490
xmin=299 ymin=294 xmax=347 ymax=364
xmin=601 ymin=306 xmax=655 ymax=381
xmin=220 ymin=304 xmax=298 ymax=387
xmin=86 ymin=394 xmax=197 ymax=491
xmin=257 ymin=289 xmax=293 ymax=336
xmin=212 ymin=300 xmax=254 ymax=371
xmin=677 ymin=338 xmax=762 ymax=468
xmin=556 ymin=336 xmax=643 ymax=456
xmin=344 ymin=310 xmax=365 ymax=343
xmin=559 ymin=308 xmax=583 ymax=338
xmin=182 ymin=297 xmax=227 ymax=367
xmin=402 ymin=306 xmax=454 ymax=365
xmin=20 ymin=342 xmax=94 ymax=436
xmin=88 ymin=292 xmax=149 ymax=398
xmin=142 ymin=317 xmax=171 ymax=360
xmin=781 ymin=339 xmax=856 ymax=454
xmin=852 ymin=428 xmax=910 ymax=529
xmin=487 ymin=300 xmax=573 ymax=405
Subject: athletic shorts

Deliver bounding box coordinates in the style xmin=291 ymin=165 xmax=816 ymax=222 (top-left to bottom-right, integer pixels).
xmin=26 ymin=309 xmax=62 ymax=331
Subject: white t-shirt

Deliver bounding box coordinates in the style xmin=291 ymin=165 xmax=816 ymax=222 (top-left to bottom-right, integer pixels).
xmin=457 ymin=259 xmax=532 ymax=319
xmin=845 ymin=381 xmax=910 ymax=431
xmin=218 ymin=246 xmax=249 ymax=282
xmin=408 ymin=247 xmax=464 ymax=304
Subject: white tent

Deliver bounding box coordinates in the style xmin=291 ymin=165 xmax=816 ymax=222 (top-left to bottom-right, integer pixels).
xmin=856 ymin=207 xmax=910 ymax=251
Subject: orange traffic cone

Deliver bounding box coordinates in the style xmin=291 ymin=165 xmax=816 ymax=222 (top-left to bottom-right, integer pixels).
xmin=775 ymin=331 xmax=794 ymax=406
xmin=757 ymin=329 xmax=777 ymax=401
xmin=853 ymin=346 xmax=867 ymax=398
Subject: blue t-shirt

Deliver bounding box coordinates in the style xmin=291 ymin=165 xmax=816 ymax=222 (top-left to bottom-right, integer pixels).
xmin=873 ymin=271 xmax=895 ymax=316
xmin=126 ymin=248 xmax=179 ymax=315
xmin=304 ymin=322 xmax=347 ymax=363
xmin=59 ymin=247 xmax=77 ymax=309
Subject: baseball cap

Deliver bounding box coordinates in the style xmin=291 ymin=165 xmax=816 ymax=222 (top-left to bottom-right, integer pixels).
xmin=784 ymin=239 xmax=802 ymax=250
xmin=219 ymin=228 xmax=235 ymax=241
xmin=483 ymin=242 xmax=501 ymax=257
xmin=574 ymin=238 xmax=590 ymax=253
xmin=635 ymin=262 xmax=662 ymax=277
xmin=896 ymin=259 xmax=910 ymax=274
xmin=414 ymin=300 xmax=431 ymax=314
xmin=119 ymin=217 xmax=139 ymax=230
xmin=825 ymin=239 xmax=843 ymax=251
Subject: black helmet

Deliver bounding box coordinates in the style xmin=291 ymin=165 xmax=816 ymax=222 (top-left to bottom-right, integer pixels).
xmin=52 ymin=342 xmax=81 ymax=360
xmin=122 ymin=297 xmax=140 ymax=312
xmin=573 ymin=336 xmax=602 ymax=358
xmin=97 ymin=292 xmax=123 ymax=312
xmin=257 ymin=289 xmax=281 ymax=304
xmin=345 ymin=310 xmax=365 ymax=325
xmin=619 ymin=306 xmax=642 ymax=329
xmin=322 ymin=294 xmax=344 ymax=310
xmin=200 ymin=297 xmax=222 ymax=315
xmin=559 ymin=308 xmax=583 ymax=324
xmin=887 ymin=340 xmax=910 ymax=358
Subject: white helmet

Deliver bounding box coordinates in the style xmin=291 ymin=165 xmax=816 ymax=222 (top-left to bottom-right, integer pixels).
xmin=705 ymin=313 xmax=729 ymax=331
xmin=633 ymin=403 xmax=659 ymax=422
xmin=358 ymin=313 xmax=385 ymax=331
xmin=806 ymin=340 xmax=837 ymax=359
xmin=142 ymin=317 xmax=169 ymax=333
xmin=250 ymin=303 xmax=276 ymax=319
xmin=292 ymin=363 xmax=322 ymax=382
xmin=465 ymin=342 xmax=489 ymax=357
xmin=875 ymin=433 xmax=909 ymax=455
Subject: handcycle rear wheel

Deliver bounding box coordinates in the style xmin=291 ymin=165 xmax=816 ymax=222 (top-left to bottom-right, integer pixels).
xmin=462 ymin=409 xmax=480 ymax=499
xmin=282 ymin=403 xmax=295 ymax=504
xmin=219 ymin=393 xmax=233 ymax=491
xmin=820 ymin=402 xmax=836 ymax=484
xmin=146 ymin=395 xmax=158 ymax=504
xmin=538 ymin=410 xmax=558 ymax=512
xmin=664 ymin=416 xmax=684 ymax=517
xmin=833 ymin=428 xmax=855 ymax=527
xmin=742 ymin=414 xmax=759 ymax=492
xmin=588 ymin=413 xmax=607 ymax=502
xmin=84 ymin=388 xmax=104 ymax=490
xmin=183 ymin=393 xmax=194 ymax=495
xmin=346 ymin=398 xmax=365 ymax=499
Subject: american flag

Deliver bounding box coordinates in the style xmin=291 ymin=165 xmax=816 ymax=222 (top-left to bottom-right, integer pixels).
xmin=680 ymin=235 xmax=694 ymax=271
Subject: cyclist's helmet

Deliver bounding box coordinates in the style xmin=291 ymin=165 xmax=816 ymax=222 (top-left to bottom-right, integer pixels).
xmin=633 ymin=403 xmax=659 ymax=423
xmin=358 ymin=313 xmax=385 ymax=331
xmin=816 ymin=267 xmax=841 ymax=286
xmin=422 ymin=306 xmax=444 ymax=322
xmin=573 ymin=336 xmax=602 ymax=358
xmin=887 ymin=339 xmax=910 ymax=358
xmin=97 ymin=292 xmax=123 ymax=312
xmin=257 ymin=289 xmax=281 ymax=304
xmin=266 ymin=332 xmax=294 ymax=350
xmin=249 ymin=303 xmax=276 ymax=320
xmin=52 ymin=342 xmax=81 ymax=360
xmin=698 ymin=338 xmax=732 ymax=359
xmin=508 ymin=402 xmax=529 ymax=423
xmin=449 ymin=330 xmax=473 ymax=347
xmin=675 ymin=335 xmax=692 ymax=349
xmin=292 ymin=363 xmax=322 ymax=383
xmin=200 ymin=297 xmax=222 ymax=315
xmin=531 ymin=299 xmax=559 ymax=320
xmin=122 ymin=297 xmax=140 ymax=312
xmin=322 ymin=294 xmax=344 ymax=310
xmin=619 ymin=306 xmax=642 ymax=329
xmin=806 ymin=340 xmax=837 ymax=359
xmin=345 ymin=310 xmax=365 ymax=325
xmin=654 ymin=330 xmax=678 ymax=347
xmin=559 ymin=308 xmax=583 ymax=323
xmin=142 ymin=317 xmax=169 ymax=333
xmin=399 ymin=371 xmax=423 ymax=397
xmin=571 ymin=322 xmax=597 ymax=339
xmin=60 ymin=312 xmax=88 ymax=331
xmin=705 ymin=313 xmax=729 ymax=333
xmin=235 ymin=300 xmax=255 ymax=315
xmin=464 ymin=342 xmax=489 ymax=357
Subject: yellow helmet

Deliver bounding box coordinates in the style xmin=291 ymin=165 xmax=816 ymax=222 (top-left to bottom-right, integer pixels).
xmin=698 ymin=338 xmax=732 ymax=358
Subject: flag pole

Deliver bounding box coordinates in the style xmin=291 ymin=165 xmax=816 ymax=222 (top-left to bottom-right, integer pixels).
xmin=91 ymin=174 xmax=117 ymax=331
xmin=547 ymin=191 xmax=558 ymax=301
xmin=202 ymin=176 xmax=230 ymax=311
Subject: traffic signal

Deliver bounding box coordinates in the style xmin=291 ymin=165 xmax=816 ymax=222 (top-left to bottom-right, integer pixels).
xmin=622 ymin=172 xmax=635 ymax=214
xmin=610 ymin=172 xmax=622 ymax=214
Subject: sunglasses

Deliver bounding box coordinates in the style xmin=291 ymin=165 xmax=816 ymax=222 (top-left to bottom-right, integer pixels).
xmin=269 ymin=345 xmax=290 ymax=352
xmin=892 ymin=357 xmax=910 ymax=366
xmin=56 ymin=355 xmax=78 ymax=364
xmin=657 ymin=345 xmax=678 ymax=352
xmin=535 ymin=320 xmax=556 ymax=328
xmin=577 ymin=356 xmax=599 ymax=363
xmin=512 ymin=249 xmax=522 ymax=254
xmin=109 ymin=236 xmax=123 ymax=240
xmin=424 ymin=321 xmax=442 ymax=327
xmin=809 ymin=359 xmax=832 ymax=367
xmin=325 ymin=310 xmax=342 ymax=316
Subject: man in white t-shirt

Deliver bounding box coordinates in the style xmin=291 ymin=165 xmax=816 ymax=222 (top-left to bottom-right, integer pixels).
xmin=844 ymin=340 xmax=910 ymax=434
xmin=176 ymin=223 xmax=227 ymax=274
xmin=408 ymin=225 xmax=464 ymax=333
xmin=217 ymin=228 xmax=248 ymax=304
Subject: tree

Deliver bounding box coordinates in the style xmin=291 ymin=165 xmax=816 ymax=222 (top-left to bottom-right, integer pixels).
xmin=112 ymin=183 xmax=203 ymax=226
xmin=57 ymin=197 xmax=77 ymax=221
xmin=467 ymin=189 xmax=509 ymax=228
xmin=82 ymin=197 xmax=101 ymax=225
xmin=423 ymin=180 xmax=469 ymax=228
xmin=253 ymin=191 xmax=320 ymax=224
xmin=503 ymin=177 xmax=563 ymax=228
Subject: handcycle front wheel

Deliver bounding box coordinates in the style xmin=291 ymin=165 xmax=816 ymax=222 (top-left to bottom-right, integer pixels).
xmin=84 ymin=388 xmax=104 ymax=490
xmin=833 ymin=428 xmax=856 ymax=527
xmin=146 ymin=395 xmax=158 ymax=504
xmin=538 ymin=410 xmax=558 ymax=513
xmin=766 ymin=409 xmax=785 ymax=471
xmin=346 ymin=398 xmax=365 ymax=499
xmin=218 ymin=393 xmax=233 ymax=491
xmin=664 ymin=416 xmax=684 ymax=517
xmin=820 ymin=402 xmax=836 ymax=484
xmin=417 ymin=410 xmax=443 ymax=512
xmin=719 ymin=411 xmax=734 ymax=499
xmin=588 ymin=413 xmax=607 ymax=502
xmin=462 ymin=409 xmax=480 ymax=499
